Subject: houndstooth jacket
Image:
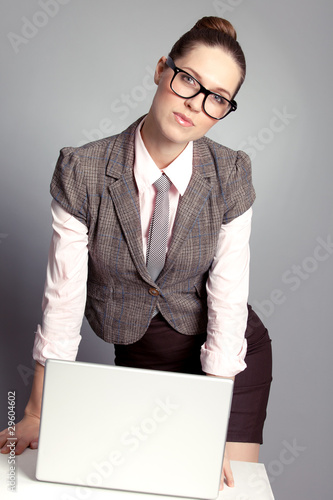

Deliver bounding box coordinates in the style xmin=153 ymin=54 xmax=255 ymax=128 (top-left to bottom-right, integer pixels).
xmin=50 ymin=116 xmax=255 ymax=345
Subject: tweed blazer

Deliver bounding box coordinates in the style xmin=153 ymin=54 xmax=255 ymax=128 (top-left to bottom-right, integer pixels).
xmin=50 ymin=117 xmax=255 ymax=345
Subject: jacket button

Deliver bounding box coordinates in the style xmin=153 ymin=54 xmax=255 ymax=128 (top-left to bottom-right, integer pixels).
xmin=148 ymin=287 xmax=160 ymax=296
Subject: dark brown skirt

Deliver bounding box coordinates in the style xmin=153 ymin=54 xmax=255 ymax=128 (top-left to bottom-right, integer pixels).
xmin=114 ymin=304 xmax=272 ymax=444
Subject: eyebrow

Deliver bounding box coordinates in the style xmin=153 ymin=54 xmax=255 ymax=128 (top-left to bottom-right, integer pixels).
xmin=182 ymin=66 xmax=231 ymax=99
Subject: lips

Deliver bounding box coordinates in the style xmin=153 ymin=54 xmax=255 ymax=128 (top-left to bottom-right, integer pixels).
xmin=173 ymin=112 xmax=194 ymax=127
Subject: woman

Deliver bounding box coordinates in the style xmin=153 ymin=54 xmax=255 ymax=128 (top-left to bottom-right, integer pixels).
xmin=0 ymin=16 xmax=272 ymax=490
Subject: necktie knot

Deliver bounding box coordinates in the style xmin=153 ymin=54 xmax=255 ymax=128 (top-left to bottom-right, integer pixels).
xmin=154 ymin=174 xmax=171 ymax=194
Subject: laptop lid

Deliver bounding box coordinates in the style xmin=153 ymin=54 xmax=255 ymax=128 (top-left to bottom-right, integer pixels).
xmin=36 ymin=359 xmax=233 ymax=499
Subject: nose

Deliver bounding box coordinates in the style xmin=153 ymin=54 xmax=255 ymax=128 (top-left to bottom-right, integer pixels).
xmin=184 ymin=92 xmax=205 ymax=113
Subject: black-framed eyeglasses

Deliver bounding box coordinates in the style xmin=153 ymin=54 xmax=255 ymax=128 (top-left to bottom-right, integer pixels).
xmin=166 ymin=56 xmax=237 ymax=120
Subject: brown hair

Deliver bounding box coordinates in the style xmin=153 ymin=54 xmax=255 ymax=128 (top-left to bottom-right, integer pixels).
xmin=168 ymin=16 xmax=246 ymax=97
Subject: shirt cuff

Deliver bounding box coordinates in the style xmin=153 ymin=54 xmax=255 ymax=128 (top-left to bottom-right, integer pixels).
xmin=200 ymin=338 xmax=247 ymax=378
xmin=32 ymin=324 xmax=82 ymax=366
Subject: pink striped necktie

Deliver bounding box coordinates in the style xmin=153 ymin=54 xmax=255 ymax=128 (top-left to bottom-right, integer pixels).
xmin=146 ymin=174 xmax=171 ymax=282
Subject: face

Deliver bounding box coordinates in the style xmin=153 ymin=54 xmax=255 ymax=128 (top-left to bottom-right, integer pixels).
xmin=145 ymin=44 xmax=241 ymax=150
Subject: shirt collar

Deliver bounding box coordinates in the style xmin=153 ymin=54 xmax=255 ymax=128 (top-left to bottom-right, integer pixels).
xmin=134 ymin=117 xmax=193 ymax=196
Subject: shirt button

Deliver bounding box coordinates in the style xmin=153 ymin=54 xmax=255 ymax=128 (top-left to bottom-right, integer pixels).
xmin=148 ymin=287 xmax=160 ymax=296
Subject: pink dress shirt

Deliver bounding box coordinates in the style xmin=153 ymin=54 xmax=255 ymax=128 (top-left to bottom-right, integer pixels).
xmin=33 ymin=121 xmax=252 ymax=377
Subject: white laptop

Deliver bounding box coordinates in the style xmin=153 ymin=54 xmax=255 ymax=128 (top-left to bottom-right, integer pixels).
xmin=36 ymin=359 xmax=233 ymax=499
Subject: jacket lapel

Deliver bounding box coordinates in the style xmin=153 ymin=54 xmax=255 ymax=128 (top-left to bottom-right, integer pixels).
xmin=106 ymin=118 xmax=153 ymax=283
xmin=160 ymin=139 xmax=216 ymax=279
xmin=105 ymin=119 xmax=217 ymax=284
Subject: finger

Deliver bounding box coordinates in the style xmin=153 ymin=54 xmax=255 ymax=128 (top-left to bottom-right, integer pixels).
xmin=224 ymin=459 xmax=234 ymax=488
xmin=13 ymin=438 xmax=32 ymax=456
xmin=0 ymin=441 xmax=12 ymax=454
xmin=0 ymin=434 xmax=12 ymax=454
xmin=219 ymin=464 xmax=234 ymax=490
xmin=0 ymin=433 xmax=9 ymax=450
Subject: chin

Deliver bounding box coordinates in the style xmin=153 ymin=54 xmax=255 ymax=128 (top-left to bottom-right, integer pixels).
xmin=159 ymin=118 xmax=195 ymax=144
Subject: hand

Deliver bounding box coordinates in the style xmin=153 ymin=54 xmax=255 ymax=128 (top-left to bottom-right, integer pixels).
xmin=204 ymin=373 xmax=235 ymax=490
xmin=220 ymin=449 xmax=234 ymax=491
xmin=0 ymin=412 xmax=40 ymax=456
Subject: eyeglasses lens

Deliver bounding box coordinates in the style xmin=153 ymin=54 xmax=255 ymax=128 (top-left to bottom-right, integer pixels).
xmin=171 ymin=72 xmax=231 ymax=119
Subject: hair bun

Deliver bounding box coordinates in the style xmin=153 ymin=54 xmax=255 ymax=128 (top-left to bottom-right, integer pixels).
xmin=168 ymin=16 xmax=245 ymax=96
xmin=191 ymin=16 xmax=237 ymax=41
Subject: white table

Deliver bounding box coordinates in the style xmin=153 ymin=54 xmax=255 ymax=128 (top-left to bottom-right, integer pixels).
xmin=1 ymin=449 xmax=274 ymax=499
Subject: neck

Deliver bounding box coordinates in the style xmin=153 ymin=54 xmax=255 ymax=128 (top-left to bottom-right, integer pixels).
xmin=141 ymin=114 xmax=188 ymax=169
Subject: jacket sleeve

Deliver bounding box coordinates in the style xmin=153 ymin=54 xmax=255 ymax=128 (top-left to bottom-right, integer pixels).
xmin=50 ymin=147 xmax=88 ymax=226
xmin=222 ymin=150 xmax=256 ymax=224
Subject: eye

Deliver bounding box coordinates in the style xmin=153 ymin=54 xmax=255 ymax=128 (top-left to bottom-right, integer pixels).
xmin=212 ymin=94 xmax=225 ymax=104
xmin=207 ymin=93 xmax=229 ymax=109
xmin=181 ymin=74 xmax=197 ymax=86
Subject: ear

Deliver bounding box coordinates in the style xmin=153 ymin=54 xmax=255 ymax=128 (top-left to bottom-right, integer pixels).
xmin=154 ymin=56 xmax=168 ymax=85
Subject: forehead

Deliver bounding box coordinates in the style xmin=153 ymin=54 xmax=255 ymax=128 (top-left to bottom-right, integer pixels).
xmin=174 ymin=44 xmax=241 ymax=96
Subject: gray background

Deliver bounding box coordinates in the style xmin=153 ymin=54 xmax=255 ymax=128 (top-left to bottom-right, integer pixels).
xmin=1 ymin=0 xmax=332 ymax=498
